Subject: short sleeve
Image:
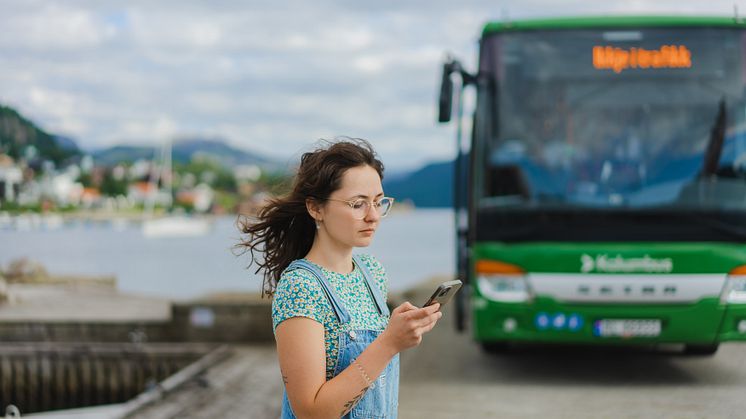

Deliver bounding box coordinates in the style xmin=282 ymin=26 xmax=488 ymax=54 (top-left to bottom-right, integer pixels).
xmin=271 ymin=269 xmax=330 ymax=332
xmin=358 ymin=254 xmax=388 ymax=301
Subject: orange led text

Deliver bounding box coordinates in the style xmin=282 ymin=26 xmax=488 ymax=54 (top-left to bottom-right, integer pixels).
xmin=592 ymin=45 xmax=692 ymax=73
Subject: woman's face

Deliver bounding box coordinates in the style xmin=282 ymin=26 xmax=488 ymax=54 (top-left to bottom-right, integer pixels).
xmin=317 ymin=165 xmax=384 ymax=249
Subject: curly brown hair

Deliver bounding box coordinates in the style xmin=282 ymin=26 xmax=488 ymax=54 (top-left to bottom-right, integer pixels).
xmin=236 ymin=138 xmax=384 ymax=297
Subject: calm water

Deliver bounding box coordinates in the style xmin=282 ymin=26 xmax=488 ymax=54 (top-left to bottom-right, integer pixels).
xmin=0 ymin=209 xmax=454 ymax=299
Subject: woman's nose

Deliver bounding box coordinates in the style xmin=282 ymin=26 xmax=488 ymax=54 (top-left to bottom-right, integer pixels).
xmin=364 ymin=204 xmax=381 ymax=222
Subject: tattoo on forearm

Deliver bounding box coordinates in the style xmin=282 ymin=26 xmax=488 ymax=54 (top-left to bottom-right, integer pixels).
xmin=340 ymin=386 xmax=369 ymax=416
xmin=282 ymin=375 xmax=289 ymax=385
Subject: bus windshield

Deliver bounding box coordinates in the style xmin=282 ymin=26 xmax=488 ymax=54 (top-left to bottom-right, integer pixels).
xmin=481 ymin=28 xmax=746 ymax=210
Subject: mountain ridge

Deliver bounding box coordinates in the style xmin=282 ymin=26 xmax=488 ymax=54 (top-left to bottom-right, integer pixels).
xmin=0 ymin=105 xmax=81 ymax=165
xmin=383 ymin=160 xmax=454 ymax=208
xmin=91 ymin=138 xmax=284 ymax=171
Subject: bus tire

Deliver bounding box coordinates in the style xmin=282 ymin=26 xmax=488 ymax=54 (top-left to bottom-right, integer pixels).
xmin=481 ymin=341 xmax=511 ymax=355
xmin=684 ymin=344 xmax=719 ymax=356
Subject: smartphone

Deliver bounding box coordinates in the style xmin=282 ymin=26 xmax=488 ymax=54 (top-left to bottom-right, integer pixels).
xmin=423 ymin=279 xmax=463 ymax=308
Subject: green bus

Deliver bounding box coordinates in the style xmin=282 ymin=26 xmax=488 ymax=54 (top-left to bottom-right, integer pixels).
xmin=438 ymin=16 xmax=746 ymax=355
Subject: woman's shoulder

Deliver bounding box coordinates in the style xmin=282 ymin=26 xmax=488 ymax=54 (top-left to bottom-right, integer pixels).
xmin=275 ymin=263 xmax=325 ymax=296
xmin=272 ymin=262 xmax=331 ymax=331
xmin=356 ymin=253 xmax=386 ymax=275
xmin=273 ymin=263 xmax=331 ymax=310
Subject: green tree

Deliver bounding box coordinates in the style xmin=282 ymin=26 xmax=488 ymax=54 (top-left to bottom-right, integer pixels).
xmin=100 ymin=170 xmax=128 ymax=196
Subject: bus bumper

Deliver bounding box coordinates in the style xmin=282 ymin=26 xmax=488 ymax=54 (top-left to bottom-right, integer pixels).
xmin=472 ymin=296 xmax=746 ymax=345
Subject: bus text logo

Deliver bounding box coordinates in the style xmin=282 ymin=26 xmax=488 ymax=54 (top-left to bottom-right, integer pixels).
xmin=580 ymin=254 xmax=673 ymax=273
xmin=592 ymin=45 xmax=692 ymax=73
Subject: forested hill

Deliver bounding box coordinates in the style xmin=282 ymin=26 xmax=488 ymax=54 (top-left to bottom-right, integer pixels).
xmin=0 ymin=103 xmax=280 ymax=171
xmin=383 ymin=160 xmax=454 ymax=208
xmin=0 ymin=104 xmax=81 ymax=164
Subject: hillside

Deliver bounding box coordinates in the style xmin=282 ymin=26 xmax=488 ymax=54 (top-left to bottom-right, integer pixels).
xmin=91 ymin=145 xmax=156 ymax=165
xmin=0 ymin=105 xmax=81 ymax=164
xmin=171 ymin=138 xmax=280 ymax=169
xmin=93 ymin=138 xmax=283 ymax=171
xmin=383 ymin=160 xmax=454 ymax=208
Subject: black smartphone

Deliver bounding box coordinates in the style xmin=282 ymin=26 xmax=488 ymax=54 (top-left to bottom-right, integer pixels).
xmin=423 ymin=279 xmax=463 ymax=308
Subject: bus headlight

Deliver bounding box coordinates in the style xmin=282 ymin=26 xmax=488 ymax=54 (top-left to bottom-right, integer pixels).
xmin=721 ymin=275 xmax=746 ymax=304
xmin=477 ymin=274 xmax=533 ymax=302
xmin=475 ymin=260 xmax=533 ymax=303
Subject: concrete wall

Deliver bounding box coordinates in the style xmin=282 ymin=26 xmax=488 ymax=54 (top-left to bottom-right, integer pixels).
xmin=0 ymin=301 xmax=273 ymax=343
xmin=0 ymin=321 xmax=172 ymax=343
xmin=171 ymin=300 xmax=273 ymax=342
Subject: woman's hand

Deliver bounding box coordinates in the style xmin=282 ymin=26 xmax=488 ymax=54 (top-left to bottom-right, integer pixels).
xmin=379 ymin=302 xmax=443 ymax=354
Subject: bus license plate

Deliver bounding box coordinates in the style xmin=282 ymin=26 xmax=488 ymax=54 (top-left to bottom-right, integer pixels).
xmin=594 ymin=319 xmax=661 ymax=337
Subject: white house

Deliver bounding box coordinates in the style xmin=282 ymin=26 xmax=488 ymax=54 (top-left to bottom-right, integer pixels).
xmin=0 ymin=165 xmax=23 ymax=203
xmin=49 ymin=172 xmax=84 ymax=206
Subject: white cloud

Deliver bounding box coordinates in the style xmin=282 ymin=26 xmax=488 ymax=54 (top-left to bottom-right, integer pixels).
xmin=26 ymin=86 xmax=90 ymax=137
xmin=153 ymin=116 xmax=177 ymax=139
xmin=0 ymin=3 xmax=113 ymax=50
xmin=117 ymin=116 xmax=177 ymax=142
xmin=184 ymin=92 xmax=236 ymax=115
xmin=353 ymin=55 xmax=386 ymax=74
xmin=1 ymin=0 xmax=745 ymax=169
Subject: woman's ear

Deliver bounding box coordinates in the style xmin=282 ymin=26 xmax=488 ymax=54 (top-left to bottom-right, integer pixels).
xmin=305 ymin=198 xmax=322 ymax=222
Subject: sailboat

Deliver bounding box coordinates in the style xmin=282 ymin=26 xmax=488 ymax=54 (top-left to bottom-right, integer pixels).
xmin=141 ymin=139 xmax=212 ymax=238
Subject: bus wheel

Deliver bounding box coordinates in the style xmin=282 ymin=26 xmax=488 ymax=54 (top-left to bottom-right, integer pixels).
xmin=481 ymin=341 xmax=511 ymax=355
xmin=683 ymin=344 xmax=719 ymax=356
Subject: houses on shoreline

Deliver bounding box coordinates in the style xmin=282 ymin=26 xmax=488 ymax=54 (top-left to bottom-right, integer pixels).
xmin=0 ymin=148 xmax=274 ymax=217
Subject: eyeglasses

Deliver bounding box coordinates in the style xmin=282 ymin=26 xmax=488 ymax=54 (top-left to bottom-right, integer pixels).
xmin=324 ymin=197 xmax=395 ymax=220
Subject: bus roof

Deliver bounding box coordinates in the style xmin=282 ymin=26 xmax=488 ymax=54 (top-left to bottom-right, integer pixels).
xmin=483 ymin=16 xmax=746 ymax=35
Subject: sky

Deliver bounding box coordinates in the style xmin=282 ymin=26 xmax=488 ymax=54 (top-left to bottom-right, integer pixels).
xmin=0 ymin=1 xmax=743 ymax=171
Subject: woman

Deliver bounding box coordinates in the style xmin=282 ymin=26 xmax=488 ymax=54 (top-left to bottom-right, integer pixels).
xmin=238 ymin=138 xmax=442 ymax=418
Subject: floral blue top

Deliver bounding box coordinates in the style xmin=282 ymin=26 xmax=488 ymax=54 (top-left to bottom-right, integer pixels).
xmin=271 ymin=254 xmax=389 ymax=380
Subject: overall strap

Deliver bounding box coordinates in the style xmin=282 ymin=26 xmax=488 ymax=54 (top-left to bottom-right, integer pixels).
xmin=285 ymin=260 xmax=351 ymax=325
xmin=353 ymin=254 xmax=390 ymax=317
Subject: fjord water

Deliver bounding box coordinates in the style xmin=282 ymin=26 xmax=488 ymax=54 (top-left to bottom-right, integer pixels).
xmin=0 ymin=209 xmax=454 ymax=299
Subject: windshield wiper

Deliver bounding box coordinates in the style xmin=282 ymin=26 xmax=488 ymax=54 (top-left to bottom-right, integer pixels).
xmin=700 ymin=99 xmax=727 ymax=178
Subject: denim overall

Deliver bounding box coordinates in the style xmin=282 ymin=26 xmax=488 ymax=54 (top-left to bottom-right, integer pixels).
xmin=280 ymin=255 xmax=400 ymax=419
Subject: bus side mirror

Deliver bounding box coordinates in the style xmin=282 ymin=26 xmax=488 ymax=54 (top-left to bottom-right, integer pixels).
xmin=438 ymin=62 xmax=454 ymax=123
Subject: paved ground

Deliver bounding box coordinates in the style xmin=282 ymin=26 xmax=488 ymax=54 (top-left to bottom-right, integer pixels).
xmin=0 ymin=283 xmax=170 ymax=322
xmin=89 ymin=278 xmax=746 ymax=418
xmin=396 ymin=279 xmax=746 ymax=418
xmin=399 ymin=313 xmax=746 ymax=418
